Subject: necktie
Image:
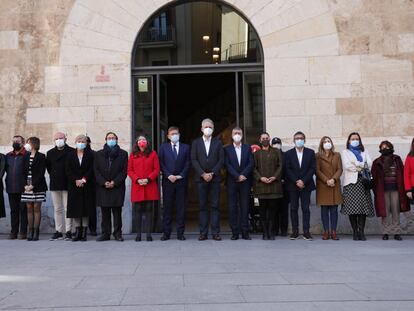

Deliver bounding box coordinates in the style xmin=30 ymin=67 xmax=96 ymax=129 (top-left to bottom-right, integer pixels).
xmin=173 ymin=144 xmax=178 ymax=159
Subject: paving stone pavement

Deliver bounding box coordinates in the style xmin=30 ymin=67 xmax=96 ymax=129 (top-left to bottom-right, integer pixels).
xmin=0 ymin=234 xmax=414 ymax=311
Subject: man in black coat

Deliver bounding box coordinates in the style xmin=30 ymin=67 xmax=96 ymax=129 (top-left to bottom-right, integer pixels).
xmin=85 ymin=135 xmax=97 ymax=236
xmin=191 ymin=118 xmax=224 ymax=241
xmin=46 ymin=132 xmax=75 ymax=241
xmin=284 ymin=131 xmax=316 ymax=241
xmin=0 ymin=153 xmax=6 ymax=220
xmin=94 ymin=132 xmax=128 ymax=241
xmin=5 ymin=135 xmax=28 ymax=239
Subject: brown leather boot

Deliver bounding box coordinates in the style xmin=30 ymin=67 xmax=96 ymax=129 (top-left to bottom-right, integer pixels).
xmin=331 ymin=230 xmax=339 ymax=240
xmin=322 ymin=231 xmax=330 ymax=240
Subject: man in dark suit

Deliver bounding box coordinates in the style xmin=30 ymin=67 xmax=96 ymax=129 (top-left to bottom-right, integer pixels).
xmin=284 ymin=131 xmax=316 ymax=241
xmin=224 ymin=127 xmax=254 ymax=240
xmin=191 ymin=118 xmax=224 ymax=241
xmin=159 ymin=126 xmax=190 ymax=241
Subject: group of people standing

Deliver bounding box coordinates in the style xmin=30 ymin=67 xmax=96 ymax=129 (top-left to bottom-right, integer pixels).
xmin=0 ymin=118 xmax=413 ymax=242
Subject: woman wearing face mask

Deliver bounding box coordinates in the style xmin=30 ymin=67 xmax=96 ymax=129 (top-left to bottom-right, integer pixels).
xmin=21 ymin=137 xmax=47 ymax=241
xmin=372 ymin=141 xmax=409 ymax=240
xmin=316 ymin=136 xmax=343 ymax=240
xmin=66 ymin=134 xmax=95 ymax=242
xmin=94 ymin=132 xmax=128 ymax=242
xmin=253 ymin=132 xmax=283 ymax=240
xmin=341 ymin=132 xmax=374 ymax=241
xmin=128 ymin=135 xmax=160 ymax=241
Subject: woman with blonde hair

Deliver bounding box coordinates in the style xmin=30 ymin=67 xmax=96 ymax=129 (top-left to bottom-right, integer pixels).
xmin=315 ymin=136 xmax=343 ymax=240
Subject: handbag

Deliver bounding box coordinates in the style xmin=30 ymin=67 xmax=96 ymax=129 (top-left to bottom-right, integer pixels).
xmin=361 ymin=162 xmax=374 ymax=190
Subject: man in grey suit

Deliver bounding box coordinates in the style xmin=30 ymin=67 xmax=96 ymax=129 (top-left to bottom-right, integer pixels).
xmin=191 ymin=118 xmax=224 ymax=241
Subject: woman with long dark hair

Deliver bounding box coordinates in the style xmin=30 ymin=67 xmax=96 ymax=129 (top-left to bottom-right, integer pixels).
xmin=341 ymin=132 xmax=374 ymax=241
xmin=128 ymin=135 xmax=160 ymax=241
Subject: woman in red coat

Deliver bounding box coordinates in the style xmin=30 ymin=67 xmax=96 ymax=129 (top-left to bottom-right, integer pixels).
xmin=404 ymin=138 xmax=414 ymax=203
xmin=128 ymin=135 xmax=160 ymax=241
xmin=372 ymin=141 xmax=409 ymax=241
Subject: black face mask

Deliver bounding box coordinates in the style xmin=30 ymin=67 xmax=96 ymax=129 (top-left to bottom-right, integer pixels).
xmin=380 ymin=149 xmax=394 ymax=156
xmin=12 ymin=142 xmax=21 ymax=151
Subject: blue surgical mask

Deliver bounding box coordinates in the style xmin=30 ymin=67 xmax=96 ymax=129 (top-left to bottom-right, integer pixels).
xmin=76 ymin=142 xmax=86 ymax=150
xmin=170 ymin=134 xmax=180 ymax=143
xmin=295 ymin=139 xmax=305 ymax=148
xmin=350 ymin=140 xmax=360 ymax=148
xmin=106 ymin=139 xmax=117 ymax=148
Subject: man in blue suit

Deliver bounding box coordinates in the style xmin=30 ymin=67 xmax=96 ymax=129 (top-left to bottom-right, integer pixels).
xmin=159 ymin=126 xmax=190 ymax=241
xmin=191 ymin=118 xmax=224 ymax=241
xmin=284 ymin=131 xmax=316 ymax=241
xmin=224 ymin=127 xmax=255 ymax=240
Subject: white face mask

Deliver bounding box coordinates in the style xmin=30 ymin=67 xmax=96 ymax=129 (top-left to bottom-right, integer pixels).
xmin=203 ymin=127 xmax=213 ymax=137
xmin=170 ymin=134 xmax=180 ymax=143
xmin=323 ymin=142 xmax=332 ymax=150
xmin=232 ymin=134 xmax=242 ymax=143
xmin=55 ymin=139 xmax=65 ymax=148
xmin=272 ymin=143 xmax=281 ymax=150
xmin=24 ymin=143 xmax=32 ymax=152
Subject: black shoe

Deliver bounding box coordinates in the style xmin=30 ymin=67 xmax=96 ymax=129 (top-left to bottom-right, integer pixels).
xmin=50 ymin=231 xmax=63 ymax=241
xmin=89 ymin=230 xmax=97 ymax=236
xmin=212 ymin=234 xmax=222 ymax=241
xmin=135 ymin=234 xmax=141 ymax=242
xmin=290 ymin=230 xmax=299 ymax=240
xmin=160 ymin=234 xmax=170 ymax=241
xmin=382 ymin=234 xmax=389 ymax=240
xmin=27 ymin=229 xmax=34 ymax=241
xmin=18 ymin=233 xmax=27 ymax=240
xmin=177 ymin=235 xmax=186 ymax=241
xmin=8 ymin=233 xmax=18 ymax=240
xmin=81 ymin=227 xmax=87 ymax=241
xmin=231 ymin=234 xmax=239 ymax=240
xmin=72 ymin=227 xmax=81 ymax=242
xmin=32 ymin=228 xmax=39 ymax=241
xmin=64 ymin=231 xmax=72 ymax=241
xmin=303 ymin=232 xmax=313 ymax=241
xmin=114 ymin=235 xmax=124 ymax=242
xmin=394 ymin=234 xmax=402 ymax=241
xmin=96 ymin=235 xmax=110 ymax=242
xmin=198 ymin=234 xmax=208 ymax=241
xmin=146 ymin=236 xmax=153 ymax=242
xmin=242 ymin=233 xmax=251 ymax=240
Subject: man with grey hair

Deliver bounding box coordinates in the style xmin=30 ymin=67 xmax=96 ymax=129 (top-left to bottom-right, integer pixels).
xmin=191 ymin=118 xmax=224 ymax=241
xmin=47 ymin=132 xmax=74 ymax=241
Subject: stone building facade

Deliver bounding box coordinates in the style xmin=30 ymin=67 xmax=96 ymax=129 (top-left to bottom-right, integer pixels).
xmin=1 ymin=0 xmax=414 ymax=234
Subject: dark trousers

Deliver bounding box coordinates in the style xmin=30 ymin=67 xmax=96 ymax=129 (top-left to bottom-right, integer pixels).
xmin=197 ymin=181 xmax=220 ymax=235
xmin=8 ymin=193 xmax=27 ymax=235
xmin=228 ymin=180 xmax=250 ymax=235
xmin=134 ymin=201 xmax=153 ymax=236
xmin=162 ymin=180 xmax=187 ymax=236
xmin=321 ymin=205 xmax=338 ymax=231
xmin=259 ymin=199 xmax=277 ymax=232
xmin=274 ymin=191 xmax=289 ymax=234
xmin=100 ymin=206 xmax=122 ymax=238
xmin=289 ymin=190 xmax=311 ymax=233
xmin=88 ymin=204 xmax=97 ymax=233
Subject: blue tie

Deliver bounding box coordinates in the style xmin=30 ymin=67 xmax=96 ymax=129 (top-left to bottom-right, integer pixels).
xmin=173 ymin=144 xmax=178 ymax=159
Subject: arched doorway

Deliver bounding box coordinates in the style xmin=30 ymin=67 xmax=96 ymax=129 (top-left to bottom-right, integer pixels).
xmin=131 ymin=0 xmax=265 ymax=231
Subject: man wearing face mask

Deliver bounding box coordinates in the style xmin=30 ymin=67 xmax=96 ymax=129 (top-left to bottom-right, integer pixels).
xmin=46 ymin=132 xmax=75 ymax=241
xmin=191 ymin=118 xmax=224 ymax=241
xmin=224 ymin=127 xmax=255 ymax=240
xmin=159 ymin=126 xmax=190 ymax=241
xmin=5 ymin=135 xmax=28 ymax=239
xmin=271 ymin=137 xmax=289 ymax=237
xmin=284 ymin=131 xmax=316 ymax=241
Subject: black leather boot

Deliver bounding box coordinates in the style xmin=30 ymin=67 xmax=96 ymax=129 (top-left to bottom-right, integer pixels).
xmin=33 ymin=228 xmax=39 ymax=241
xmin=268 ymin=221 xmax=275 ymax=240
xmin=27 ymin=228 xmax=34 ymax=241
xmin=72 ymin=227 xmax=81 ymax=242
xmin=358 ymin=215 xmax=367 ymax=241
xmin=348 ymin=215 xmax=358 ymax=240
xmin=81 ymin=227 xmax=87 ymax=242
xmin=262 ymin=221 xmax=269 ymax=240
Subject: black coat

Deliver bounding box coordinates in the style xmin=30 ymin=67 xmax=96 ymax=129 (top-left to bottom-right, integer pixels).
xmin=23 ymin=152 xmax=48 ymax=192
xmin=5 ymin=150 xmax=28 ymax=194
xmin=0 ymin=153 xmax=5 ymax=218
xmin=191 ymin=137 xmax=224 ymax=183
xmin=66 ymin=149 xmax=95 ymax=218
xmin=46 ymin=145 xmax=74 ymax=191
xmin=94 ymin=145 xmax=128 ymax=208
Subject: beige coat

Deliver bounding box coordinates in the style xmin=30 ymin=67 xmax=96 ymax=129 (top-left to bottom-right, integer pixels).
xmin=316 ymin=151 xmax=343 ymax=206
